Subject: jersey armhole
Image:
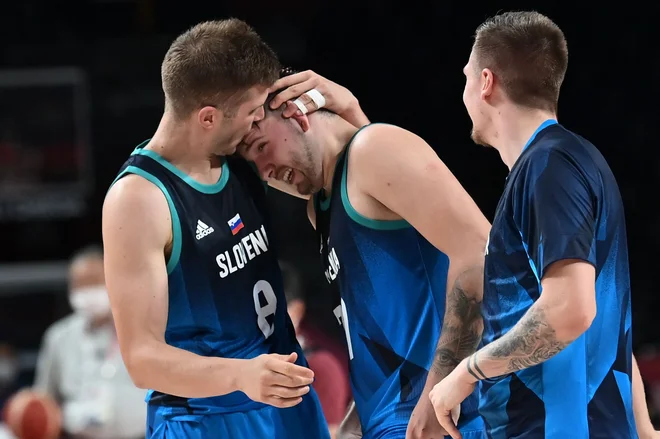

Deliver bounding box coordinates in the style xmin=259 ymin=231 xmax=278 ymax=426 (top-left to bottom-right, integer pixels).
xmin=340 ymin=124 xmax=410 ymax=230
xmin=110 ymin=166 xmax=182 ymax=274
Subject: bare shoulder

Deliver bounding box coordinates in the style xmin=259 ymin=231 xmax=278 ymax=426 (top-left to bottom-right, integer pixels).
xmin=349 ymin=124 xmax=432 ymax=164
xmin=103 ymin=174 xmax=171 ymax=246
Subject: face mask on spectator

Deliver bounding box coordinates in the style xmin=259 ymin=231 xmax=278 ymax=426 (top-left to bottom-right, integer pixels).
xmin=69 ymin=285 xmax=111 ymax=319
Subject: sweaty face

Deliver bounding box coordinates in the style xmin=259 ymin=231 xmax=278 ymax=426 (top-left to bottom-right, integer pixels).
xmin=238 ymin=116 xmax=322 ymax=196
xmin=462 ymin=49 xmax=491 ymax=148
xmin=213 ymin=86 xmax=269 ymax=155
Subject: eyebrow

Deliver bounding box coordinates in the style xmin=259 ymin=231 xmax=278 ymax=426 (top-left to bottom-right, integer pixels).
xmin=242 ymin=135 xmax=260 ymax=156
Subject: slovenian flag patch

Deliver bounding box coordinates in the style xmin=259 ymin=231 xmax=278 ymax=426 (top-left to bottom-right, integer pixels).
xmin=228 ymin=213 xmax=244 ymax=235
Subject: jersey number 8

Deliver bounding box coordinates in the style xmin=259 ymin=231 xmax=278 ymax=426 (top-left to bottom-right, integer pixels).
xmin=253 ymin=280 xmax=277 ymax=339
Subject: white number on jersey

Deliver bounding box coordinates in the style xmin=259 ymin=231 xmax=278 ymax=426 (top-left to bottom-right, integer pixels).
xmin=253 ymin=280 xmax=277 ymax=339
xmin=333 ymin=298 xmax=354 ymax=360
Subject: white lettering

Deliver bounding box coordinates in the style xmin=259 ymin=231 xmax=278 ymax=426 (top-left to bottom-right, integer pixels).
xmin=324 ymin=248 xmax=341 ymax=283
xmin=226 ymin=250 xmax=238 ymax=275
xmin=333 ymin=299 xmax=354 ymax=360
xmin=254 ymin=280 xmax=277 ymax=338
xmin=252 ymin=228 xmax=268 ymax=254
xmin=216 ymin=253 xmax=229 ymax=278
xmin=242 ymin=236 xmax=256 ymax=259
xmin=217 ymin=226 xmax=271 ymax=279
xmin=233 ymin=245 xmax=245 ymax=269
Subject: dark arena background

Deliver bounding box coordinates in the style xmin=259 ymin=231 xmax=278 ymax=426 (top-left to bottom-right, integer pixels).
xmin=0 ymin=0 xmax=657 ymax=436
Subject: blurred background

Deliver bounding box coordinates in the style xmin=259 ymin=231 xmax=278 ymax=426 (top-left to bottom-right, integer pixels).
xmin=0 ymin=0 xmax=657 ymax=437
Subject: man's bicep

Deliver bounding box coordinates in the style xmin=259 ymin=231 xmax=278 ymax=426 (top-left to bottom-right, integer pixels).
xmin=102 ymin=177 xmax=170 ymax=351
xmin=522 ymin=151 xmax=597 ymax=279
xmin=356 ymin=126 xmax=490 ymax=263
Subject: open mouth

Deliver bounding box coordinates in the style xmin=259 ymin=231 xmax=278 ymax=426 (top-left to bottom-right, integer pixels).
xmin=282 ymin=168 xmax=294 ymax=184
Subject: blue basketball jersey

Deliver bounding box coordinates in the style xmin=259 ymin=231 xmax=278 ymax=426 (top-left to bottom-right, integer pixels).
xmin=112 ymin=142 xmax=329 ymax=437
xmin=482 ymin=121 xmax=636 ymax=438
xmin=314 ymin=125 xmax=483 ymax=439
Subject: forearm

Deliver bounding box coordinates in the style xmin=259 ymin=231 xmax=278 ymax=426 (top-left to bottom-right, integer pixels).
xmin=465 ymin=297 xmax=581 ymax=381
xmin=633 ymin=354 xmax=656 ymax=435
xmin=431 ymin=264 xmax=484 ymax=380
xmin=125 ymin=339 xmax=244 ymax=398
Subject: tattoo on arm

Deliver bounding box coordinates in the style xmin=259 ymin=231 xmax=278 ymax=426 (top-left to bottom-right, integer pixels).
xmin=432 ymin=266 xmax=484 ymax=378
xmin=473 ymin=304 xmax=570 ymax=378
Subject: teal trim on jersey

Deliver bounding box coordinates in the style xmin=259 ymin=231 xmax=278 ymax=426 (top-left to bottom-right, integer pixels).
xmin=318 ymin=194 xmax=331 ymax=211
xmin=522 ymin=119 xmax=558 ymax=153
xmin=110 ymin=166 xmax=182 ymax=274
xmin=131 ymin=147 xmax=229 ymax=194
xmin=340 ymin=125 xmax=410 ymax=230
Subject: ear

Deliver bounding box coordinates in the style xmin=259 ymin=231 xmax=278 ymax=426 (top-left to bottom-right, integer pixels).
xmin=280 ymin=101 xmax=311 ymax=133
xmin=480 ymin=68 xmax=494 ymax=100
xmin=197 ymin=106 xmax=220 ymax=130
xmin=291 ymin=110 xmax=311 ymax=133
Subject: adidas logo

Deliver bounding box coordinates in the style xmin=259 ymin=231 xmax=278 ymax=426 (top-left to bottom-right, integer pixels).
xmin=196 ymin=220 xmax=214 ymax=240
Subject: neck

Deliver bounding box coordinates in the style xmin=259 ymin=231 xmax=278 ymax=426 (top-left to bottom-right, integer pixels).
xmin=312 ymin=116 xmax=360 ymax=194
xmin=489 ymin=106 xmax=557 ymax=170
xmin=146 ymin=111 xmax=215 ymax=177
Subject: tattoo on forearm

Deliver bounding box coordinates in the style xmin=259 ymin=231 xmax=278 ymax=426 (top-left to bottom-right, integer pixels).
xmin=479 ymin=305 xmax=569 ymax=375
xmin=466 ymin=354 xmax=482 ymax=381
xmin=432 ymin=267 xmax=484 ymax=378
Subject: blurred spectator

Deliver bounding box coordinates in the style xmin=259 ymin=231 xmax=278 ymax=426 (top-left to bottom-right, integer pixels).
xmin=638 ymin=350 xmax=660 ymax=428
xmin=33 ymin=246 xmax=147 ymax=439
xmin=0 ymin=344 xmax=19 ymax=408
xmin=280 ymin=261 xmax=351 ymax=438
xmin=0 ymin=344 xmax=18 ymax=439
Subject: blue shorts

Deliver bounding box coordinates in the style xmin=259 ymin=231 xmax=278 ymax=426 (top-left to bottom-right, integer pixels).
xmin=368 ymin=415 xmax=486 ymax=439
xmin=147 ymin=394 xmax=330 ymax=439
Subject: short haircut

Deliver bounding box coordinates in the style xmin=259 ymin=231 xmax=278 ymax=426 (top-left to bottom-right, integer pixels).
xmin=473 ymin=11 xmax=568 ymax=112
xmin=161 ymin=19 xmax=280 ymax=119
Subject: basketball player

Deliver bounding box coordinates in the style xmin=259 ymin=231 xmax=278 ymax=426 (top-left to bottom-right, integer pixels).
xmin=428 ymin=11 xmax=651 ymax=438
xmin=102 ymin=20 xmax=337 ymax=438
xmin=238 ymin=73 xmax=490 ymax=438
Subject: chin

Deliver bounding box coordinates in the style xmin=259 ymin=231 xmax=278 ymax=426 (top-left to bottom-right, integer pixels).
xmin=296 ymin=181 xmax=314 ymax=196
xmin=216 ymin=143 xmax=237 ymax=156
xmin=470 ymin=128 xmax=491 ymax=148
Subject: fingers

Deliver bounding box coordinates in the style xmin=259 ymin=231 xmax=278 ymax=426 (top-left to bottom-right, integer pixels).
xmin=268 ymin=352 xmax=298 ymax=363
xmin=267 ymin=367 xmax=314 ymax=388
xmin=282 ymin=101 xmax=301 ymax=118
xmin=445 ymin=422 xmax=462 ymax=439
xmin=268 ymin=384 xmax=310 ymax=399
xmin=436 ymin=412 xmax=461 ymax=439
xmin=270 ymin=72 xmax=322 ymax=109
xmin=270 ymin=79 xmax=319 ymax=109
xmin=270 ymin=70 xmax=314 ymax=92
xmin=263 ymin=395 xmax=304 ymax=408
xmin=266 ymin=355 xmax=314 ymax=386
